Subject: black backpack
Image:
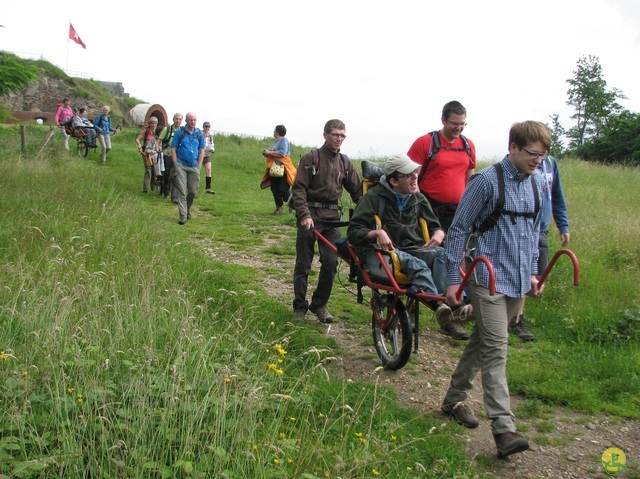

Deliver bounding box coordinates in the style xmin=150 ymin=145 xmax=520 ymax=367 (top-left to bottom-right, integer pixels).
xmin=417 ymin=130 xmax=473 ymax=184
xmin=471 ymin=162 xmax=540 ymax=238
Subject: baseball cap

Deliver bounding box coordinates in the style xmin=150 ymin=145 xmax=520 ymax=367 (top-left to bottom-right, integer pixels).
xmin=384 ymin=154 xmax=422 ymax=176
xmin=203 ymin=121 xmax=211 ymax=128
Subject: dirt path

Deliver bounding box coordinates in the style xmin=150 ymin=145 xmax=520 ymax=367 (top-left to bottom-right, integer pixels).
xmin=198 ymin=223 xmax=639 ymax=479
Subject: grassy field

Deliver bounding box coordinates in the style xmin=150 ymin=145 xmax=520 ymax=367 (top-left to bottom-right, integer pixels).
xmin=0 ymin=124 xmax=638 ymax=478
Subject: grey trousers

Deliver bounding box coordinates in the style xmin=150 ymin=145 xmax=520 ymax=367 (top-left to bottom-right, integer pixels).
xmin=442 ymin=281 xmax=524 ymax=435
xmin=174 ymin=162 xmax=200 ymax=220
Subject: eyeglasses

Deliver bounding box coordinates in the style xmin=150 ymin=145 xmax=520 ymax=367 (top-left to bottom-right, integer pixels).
xmin=396 ymin=169 xmax=420 ymax=179
xmin=446 ymin=120 xmax=467 ymax=128
xmin=326 ymin=133 xmax=347 ymax=139
xmin=521 ymin=146 xmax=547 ymax=160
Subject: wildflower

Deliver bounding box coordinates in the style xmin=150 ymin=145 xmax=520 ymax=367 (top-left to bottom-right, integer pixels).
xmin=360 ymin=438 xmax=367 ymax=444
xmin=273 ymin=458 xmax=280 ymax=465
xmin=372 ymin=469 xmax=379 ymax=477
xmin=406 ymin=467 xmax=413 ymax=472
xmin=275 ymin=344 xmax=287 ymax=356
xmin=253 ymin=445 xmax=258 ymax=451
xmin=289 ymin=417 xmax=297 ymax=423
xmin=318 ymin=413 xmax=325 ymax=419
xmin=355 ymin=432 xmax=363 ymax=438
xmin=265 ymin=349 xmax=270 ymax=354
xmin=225 ymin=377 xmax=231 ymax=383
xmin=287 ymin=458 xmax=293 ymax=465
xmin=22 ymin=371 xmax=28 ymax=377
xmin=0 ymin=351 xmax=6 ymax=361
xmin=76 ymin=394 xmax=83 ymax=404
xmin=279 ymin=432 xmax=286 ymax=440
xmin=324 ymin=472 xmax=330 ymax=478
xmin=391 ymin=435 xmax=397 ymax=441
xmin=67 ymin=387 xmax=75 ymax=394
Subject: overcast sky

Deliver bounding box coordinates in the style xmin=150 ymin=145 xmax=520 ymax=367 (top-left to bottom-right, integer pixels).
xmin=2 ymin=0 xmax=640 ymax=160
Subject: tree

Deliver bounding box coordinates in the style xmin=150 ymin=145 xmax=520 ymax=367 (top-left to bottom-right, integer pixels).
xmin=565 ymin=55 xmax=626 ymax=148
xmin=548 ymin=113 xmax=565 ymax=157
xmin=577 ymin=110 xmax=640 ymax=165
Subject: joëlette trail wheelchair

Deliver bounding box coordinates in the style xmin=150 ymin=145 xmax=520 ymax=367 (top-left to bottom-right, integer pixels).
xmin=313 ymin=160 xmax=580 ymax=371
xmin=63 ymin=123 xmax=120 ymax=158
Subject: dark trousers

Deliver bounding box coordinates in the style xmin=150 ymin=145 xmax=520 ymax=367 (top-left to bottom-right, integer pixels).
xmin=426 ymin=196 xmax=458 ymax=235
xmin=162 ymin=158 xmax=177 ymax=200
xmin=270 ymin=176 xmax=290 ymax=208
xmin=293 ymin=223 xmax=340 ymax=311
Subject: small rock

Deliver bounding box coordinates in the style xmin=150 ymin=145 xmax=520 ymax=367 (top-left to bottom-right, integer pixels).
xmin=585 ymin=423 xmax=596 ymax=430
xmin=567 ymin=455 xmax=579 ymax=462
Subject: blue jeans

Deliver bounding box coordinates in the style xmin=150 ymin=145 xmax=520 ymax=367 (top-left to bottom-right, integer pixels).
xmin=394 ymin=246 xmax=446 ymax=295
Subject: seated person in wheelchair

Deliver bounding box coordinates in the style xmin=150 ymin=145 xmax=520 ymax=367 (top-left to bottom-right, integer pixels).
xmin=71 ymin=107 xmax=96 ymax=146
xmin=347 ymin=154 xmax=472 ymax=329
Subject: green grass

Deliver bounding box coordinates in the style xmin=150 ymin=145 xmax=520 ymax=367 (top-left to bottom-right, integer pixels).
xmin=0 ymin=125 xmax=481 ymax=478
xmin=0 ymin=124 xmax=638 ymax=478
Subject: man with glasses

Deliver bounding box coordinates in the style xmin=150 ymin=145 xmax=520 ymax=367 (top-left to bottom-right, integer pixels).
xmin=347 ymin=154 xmax=471 ymax=323
xmin=440 ymin=121 xmax=549 ymax=458
xmin=171 ymin=112 xmax=204 ymax=225
xmin=290 ymin=119 xmax=362 ymax=324
xmin=406 ymin=100 xmax=477 ymax=340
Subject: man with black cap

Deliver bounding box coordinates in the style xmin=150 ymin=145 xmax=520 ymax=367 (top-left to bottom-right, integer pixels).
xmin=347 ymin=154 xmax=472 ymax=324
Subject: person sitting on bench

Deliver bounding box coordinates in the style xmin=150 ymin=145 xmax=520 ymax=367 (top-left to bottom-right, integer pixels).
xmin=347 ymin=154 xmax=472 ymax=330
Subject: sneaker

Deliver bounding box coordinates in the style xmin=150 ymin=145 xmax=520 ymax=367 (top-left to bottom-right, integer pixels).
xmin=441 ymin=402 xmax=479 ymax=429
xmin=494 ymin=431 xmax=529 ymax=458
xmin=452 ymin=304 xmax=475 ymax=324
xmin=206 ymin=189 xmax=215 ymax=194
xmin=440 ymin=322 xmax=470 ymax=340
xmin=292 ymin=309 xmax=307 ymax=322
xmin=310 ymin=306 xmax=334 ymax=324
xmin=509 ymin=315 xmax=536 ymax=341
xmin=178 ymin=218 xmax=186 ymax=225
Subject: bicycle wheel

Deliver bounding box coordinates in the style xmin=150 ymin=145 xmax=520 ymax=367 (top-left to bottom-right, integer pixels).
xmin=371 ymin=292 xmax=412 ymax=370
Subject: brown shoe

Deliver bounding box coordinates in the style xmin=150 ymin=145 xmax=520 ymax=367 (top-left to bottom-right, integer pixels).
xmin=309 ymin=306 xmax=334 ymax=324
xmin=441 ymin=402 xmax=479 ymax=428
xmin=292 ymin=309 xmax=307 ymax=322
xmin=271 ymin=206 xmax=284 ymax=215
xmin=439 ymin=322 xmax=470 ymax=340
xmin=494 ymin=431 xmax=529 ymax=458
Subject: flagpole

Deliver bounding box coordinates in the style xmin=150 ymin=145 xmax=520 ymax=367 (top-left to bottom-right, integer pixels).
xmin=66 ymin=20 xmax=70 ymax=73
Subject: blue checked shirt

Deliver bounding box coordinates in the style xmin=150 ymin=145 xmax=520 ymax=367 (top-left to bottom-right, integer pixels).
xmin=445 ymin=157 xmax=545 ymax=298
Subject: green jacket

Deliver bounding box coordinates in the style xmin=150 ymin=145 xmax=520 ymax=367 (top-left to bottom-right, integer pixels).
xmin=347 ymin=178 xmax=442 ymax=249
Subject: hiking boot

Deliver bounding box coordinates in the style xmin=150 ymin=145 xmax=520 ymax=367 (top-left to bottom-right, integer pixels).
xmin=271 ymin=206 xmax=284 ymax=215
xmin=292 ymin=309 xmax=307 ymax=322
xmin=509 ymin=315 xmax=536 ymax=341
xmin=205 ymin=189 xmax=215 ymax=194
xmin=440 ymin=322 xmax=470 ymax=340
xmin=441 ymin=402 xmax=479 ymax=429
xmin=310 ymin=306 xmax=334 ymax=324
xmin=435 ymin=303 xmax=453 ymax=326
xmin=178 ymin=218 xmax=186 ymax=225
xmin=452 ymin=304 xmax=475 ymax=324
xmin=172 ymin=198 xmax=179 ymax=204
xmin=494 ymin=431 xmax=529 ymax=458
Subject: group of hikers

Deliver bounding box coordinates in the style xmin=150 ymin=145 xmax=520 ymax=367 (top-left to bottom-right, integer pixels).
xmin=266 ymin=101 xmax=570 ymax=459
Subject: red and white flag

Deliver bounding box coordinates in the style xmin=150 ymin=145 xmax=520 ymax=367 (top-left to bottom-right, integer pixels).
xmin=69 ymin=23 xmax=86 ymax=49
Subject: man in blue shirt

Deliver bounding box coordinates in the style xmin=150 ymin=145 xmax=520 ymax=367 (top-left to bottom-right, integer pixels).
xmin=171 ymin=112 xmax=205 ymax=225
xmin=510 ymin=155 xmax=570 ymax=341
xmin=440 ymin=121 xmax=550 ymax=458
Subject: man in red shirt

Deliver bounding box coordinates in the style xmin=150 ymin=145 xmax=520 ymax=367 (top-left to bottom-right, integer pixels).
xmin=407 ymin=100 xmax=477 ymax=340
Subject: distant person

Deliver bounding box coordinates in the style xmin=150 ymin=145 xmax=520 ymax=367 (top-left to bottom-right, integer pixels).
xmin=136 ymin=117 xmax=159 ymax=194
xmin=290 ymin=119 xmax=362 ymax=323
xmin=407 ymin=100 xmax=477 ymax=340
xmin=93 ymin=105 xmax=116 ymax=165
xmin=261 ymin=124 xmax=297 ymax=214
xmin=171 ymin=112 xmax=204 ymax=225
xmin=158 ymin=113 xmax=183 ymax=202
xmin=509 ymin=154 xmax=570 ymax=341
xmin=54 ymin=98 xmax=73 ymax=150
xmin=202 ymin=121 xmax=216 ymax=194
xmin=72 ymin=107 xmax=96 ymax=147
xmin=441 ymin=120 xmax=550 ymax=459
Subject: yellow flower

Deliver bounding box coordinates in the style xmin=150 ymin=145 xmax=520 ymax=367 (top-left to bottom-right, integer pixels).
xmin=391 ymin=435 xmax=397 ymax=441
xmin=76 ymin=394 xmax=83 ymax=404
xmin=22 ymin=371 xmax=28 ymax=377
xmin=287 ymin=458 xmax=293 ymax=465
xmin=275 ymin=368 xmax=283 ymax=375
xmin=253 ymin=445 xmax=258 ymax=451
xmin=406 ymin=467 xmax=413 ymax=472
xmin=372 ymin=469 xmax=379 ymax=477
xmin=289 ymin=417 xmax=297 ymax=423
xmin=279 ymin=432 xmax=286 ymax=439
xmin=275 ymin=344 xmax=287 ymax=356
xmin=225 ymin=377 xmax=231 ymax=383
xmin=360 ymin=438 xmax=367 ymax=444
xmin=273 ymin=458 xmax=280 ymax=465
xmin=67 ymin=387 xmax=74 ymax=394
xmin=355 ymin=432 xmax=363 ymax=438
xmin=318 ymin=413 xmax=325 ymax=419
